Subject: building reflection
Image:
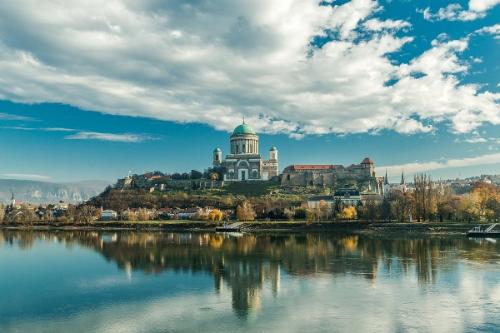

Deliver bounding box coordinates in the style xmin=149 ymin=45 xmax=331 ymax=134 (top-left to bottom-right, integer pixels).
xmin=0 ymin=230 xmax=498 ymax=317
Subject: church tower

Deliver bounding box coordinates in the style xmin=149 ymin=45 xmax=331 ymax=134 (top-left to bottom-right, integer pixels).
xmin=262 ymin=146 xmax=279 ymax=179
xmin=213 ymin=147 xmax=222 ymax=166
xmin=383 ymin=169 xmax=391 ymax=196
xmin=269 ymin=146 xmax=278 ymax=161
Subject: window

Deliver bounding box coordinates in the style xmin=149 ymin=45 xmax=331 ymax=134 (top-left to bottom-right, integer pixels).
xmin=253 ymin=170 xmax=258 ymax=178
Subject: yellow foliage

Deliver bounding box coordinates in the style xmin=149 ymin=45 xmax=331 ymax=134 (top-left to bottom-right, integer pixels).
xmin=236 ymin=201 xmax=256 ymax=221
xmin=339 ymin=206 xmax=357 ymax=220
xmin=208 ymin=209 xmax=224 ymax=222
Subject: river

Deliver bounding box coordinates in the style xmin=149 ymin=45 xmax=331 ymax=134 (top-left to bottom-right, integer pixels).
xmin=0 ymin=230 xmax=499 ymax=332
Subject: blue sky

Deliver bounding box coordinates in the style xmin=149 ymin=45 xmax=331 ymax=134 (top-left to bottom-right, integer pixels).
xmin=0 ymin=0 xmax=498 ymax=183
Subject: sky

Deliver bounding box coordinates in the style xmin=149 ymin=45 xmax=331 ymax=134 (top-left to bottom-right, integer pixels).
xmin=0 ymin=0 xmax=498 ymax=183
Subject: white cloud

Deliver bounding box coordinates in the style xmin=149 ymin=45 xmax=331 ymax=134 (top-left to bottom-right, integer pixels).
xmin=2 ymin=126 xmax=154 ymax=143
xmin=420 ymin=0 xmax=500 ymax=21
xmin=0 ymin=0 xmax=497 ymax=138
xmin=2 ymin=126 xmax=74 ymax=132
xmin=65 ymin=131 xmax=155 ymax=142
xmin=0 ymin=173 xmax=51 ymax=181
xmin=0 ymin=112 xmax=35 ymax=121
xmin=377 ymin=152 xmax=500 ymax=177
xmin=363 ymin=18 xmax=411 ymax=31
xmin=476 ymin=24 xmax=500 ymax=39
xmin=464 ymin=136 xmax=487 ymax=143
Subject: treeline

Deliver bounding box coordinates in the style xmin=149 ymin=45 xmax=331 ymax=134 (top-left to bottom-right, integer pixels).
xmin=0 ymin=204 xmax=100 ymax=225
xmin=357 ymin=178 xmax=500 ymax=222
xmin=132 ymin=168 xmax=223 ymax=181
xmin=1 ymin=175 xmax=498 ymax=224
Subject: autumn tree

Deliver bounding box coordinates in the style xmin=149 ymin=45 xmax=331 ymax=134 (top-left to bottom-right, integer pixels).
xmin=318 ymin=200 xmax=331 ymax=221
xmin=75 ymin=205 xmax=99 ymax=223
xmin=6 ymin=205 xmax=37 ymax=224
xmin=236 ymin=201 xmax=256 ymax=221
xmin=390 ymin=190 xmax=414 ymax=222
xmin=358 ymin=199 xmax=380 ymax=222
xmin=413 ymin=173 xmax=437 ymax=221
xmin=338 ymin=206 xmax=357 ymax=220
xmin=380 ymin=197 xmax=391 ymax=221
xmin=137 ymin=208 xmax=150 ymax=221
xmin=471 ymin=182 xmax=500 ymax=220
xmin=208 ymin=209 xmax=224 ymax=222
xmin=121 ymin=209 xmax=138 ymax=221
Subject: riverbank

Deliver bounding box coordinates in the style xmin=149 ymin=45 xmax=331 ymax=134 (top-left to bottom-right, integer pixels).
xmin=0 ymin=220 xmax=487 ymax=234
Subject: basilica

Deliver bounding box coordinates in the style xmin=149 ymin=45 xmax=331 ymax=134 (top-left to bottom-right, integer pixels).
xmin=212 ymin=122 xmax=279 ymax=181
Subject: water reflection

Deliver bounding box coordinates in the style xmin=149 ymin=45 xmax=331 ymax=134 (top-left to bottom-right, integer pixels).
xmin=1 ymin=230 xmax=498 ymax=318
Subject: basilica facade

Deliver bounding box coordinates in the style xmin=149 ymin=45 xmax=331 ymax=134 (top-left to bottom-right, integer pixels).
xmin=213 ymin=122 xmax=279 ymax=181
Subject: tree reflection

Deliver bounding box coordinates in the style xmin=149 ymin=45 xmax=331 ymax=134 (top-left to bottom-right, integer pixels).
xmin=0 ymin=230 xmax=498 ymax=317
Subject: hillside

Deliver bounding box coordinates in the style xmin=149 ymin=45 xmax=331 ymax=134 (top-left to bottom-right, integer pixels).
xmin=0 ymin=179 xmax=110 ymax=204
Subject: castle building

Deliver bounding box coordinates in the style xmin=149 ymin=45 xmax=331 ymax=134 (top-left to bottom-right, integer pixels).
xmin=213 ymin=122 xmax=279 ymax=181
xmin=281 ymin=158 xmax=381 ymax=191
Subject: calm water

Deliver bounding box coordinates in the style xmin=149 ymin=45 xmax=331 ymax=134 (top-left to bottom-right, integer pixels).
xmin=0 ymin=231 xmax=499 ymax=333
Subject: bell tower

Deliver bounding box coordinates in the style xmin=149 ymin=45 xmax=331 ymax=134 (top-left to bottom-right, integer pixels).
xmin=213 ymin=147 xmax=222 ymax=166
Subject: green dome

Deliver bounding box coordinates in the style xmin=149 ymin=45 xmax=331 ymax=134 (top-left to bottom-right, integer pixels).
xmin=232 ymin=123 xmax=256 ymax=136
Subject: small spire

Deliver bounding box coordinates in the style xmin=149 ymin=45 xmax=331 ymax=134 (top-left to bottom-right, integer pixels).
xmin=384 ymin=169 xmax=389 ymax=185
xmin=242 ymin=115 xmax=245 ymax=124
xmin=400 ymin=169 xmax=405 ymax=185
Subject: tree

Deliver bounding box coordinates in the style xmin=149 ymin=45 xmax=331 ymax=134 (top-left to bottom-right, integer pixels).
xmin=0 ymin=204 xmax=4 ymax=223
xmin=208 ymin=209 xmax=224 ymax=222
xmin=137 ymin=208 xmax=150 ymax=221
xmin=75 ymin=205 xmax=99 ymax=223
xmin=338 ymin=206 xmax=357 ymax=220
xmin=359 ymin=199 xmax=380 ymax=222
xmin=413 ymin=173 xmax=437 ymax=222
xmin=459 ymin=194 xmax=480 ymax=223
xmin=305 ymin=208 xmax=319 ymax=222
xmin=6 ymin=205 xmax=37 ymax=224
xmin=294 ymin=207 xmax=307 ymax=220
xmin=190 ymin=170 xmax=203 ymax=179
xmin=209 ymin=172 xmax=219 ymax=188
xmin=380 ymin=197 xmax=391 ymax=221
xmin=236 ymin=201 xmax=256 ymax=221
xmin=471 ymin=182 xmax=499 ymax=220
xmin=318 ymin=200 xmax=331 ymax=221
xmin=390 ymin=190 xmax=414 ymax=222
xmin=283 ymin=207 xmax=295 ymax=221
xmin=121 ymin=209 xmax=138 ymax=221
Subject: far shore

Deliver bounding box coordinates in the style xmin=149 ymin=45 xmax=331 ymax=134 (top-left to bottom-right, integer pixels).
xmin=0 ymin=220 xmax=489 ymax=234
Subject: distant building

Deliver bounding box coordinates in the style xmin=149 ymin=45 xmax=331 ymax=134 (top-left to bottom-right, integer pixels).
xmin=360 ymin=192 xmax=383 ymax=204
xmin=8 ymin=193 xmax=24 ymax=209
xmin=308 ymin=188 xmax=364 ymax=209
xmin=281 ymin=158 xmax=381 ymax=191
xmin=101 ymin=209 xmax=118 ymax=221
xmin=213 ymin=121 xmax=279 ymax=181
xmin=307 ymin=195 xmax=335 ymax=209
xmin=334 ymin=188 xmax=361 ymax=206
